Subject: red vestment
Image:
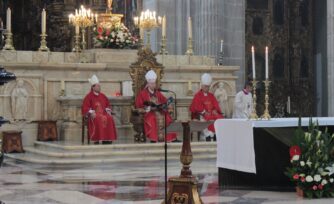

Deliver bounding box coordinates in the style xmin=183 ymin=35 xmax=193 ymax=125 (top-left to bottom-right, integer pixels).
xmin=82 ymin=91 xmax=117 ymax=141
xmin=189 ymin=90 xmax=223 ymax=132
xmin=135 ymin=88 xmax=177 ymax=142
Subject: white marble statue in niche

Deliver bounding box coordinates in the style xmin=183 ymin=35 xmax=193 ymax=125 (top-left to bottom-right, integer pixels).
xmin=11 ymin=79 xmax=29 ymax=120
xmin=214 ymin=82 xmax=230 ymax=117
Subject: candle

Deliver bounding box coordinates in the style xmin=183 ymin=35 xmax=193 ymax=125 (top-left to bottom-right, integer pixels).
xmin=61 ymin=80 xmax=65 ymax=90
xmin=220 ymin=40 xmax=224 ymax=52
xmin=188 ymin=81 xmax=192 ymax=90
xmin=188 ymin=17 xmax=192 ymax=39
xmin=265 ymin=46 xmax=269 ymax=79
xmin=162 ymin=15 xmax=166 ymax=37
xmin=251 ymin=46 xmax=256 ymax=79
xmin=75 ymin=25 xmax=79 ymax=35
xmin=6 ymin=7 xmax=11 ymax=33
xmin=41 ymin=8 xmax=46 ymax=34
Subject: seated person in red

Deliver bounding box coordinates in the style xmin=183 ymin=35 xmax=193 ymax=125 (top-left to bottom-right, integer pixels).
xmin=135 ymin=70 xmax=177 ymax=143
xmin=81 ymin=75 xmax=117 ymax=144
xmin=190 ymin=73 xmax=223 ymax=141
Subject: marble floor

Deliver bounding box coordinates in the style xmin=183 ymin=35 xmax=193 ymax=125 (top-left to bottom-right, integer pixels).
xmin=1 ymin=157 xmax=334 ymax=204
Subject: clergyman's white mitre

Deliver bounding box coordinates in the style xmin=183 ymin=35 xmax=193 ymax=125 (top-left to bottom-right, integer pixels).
xmin=145 ymin=70 xmax=157 ymax=83
xmin=88 ymin=74 xmax=99 ymax=86
xmin=201 ymin=73 xmax=212 ymax=86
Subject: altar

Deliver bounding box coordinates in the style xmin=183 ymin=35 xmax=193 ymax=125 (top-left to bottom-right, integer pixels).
xmin=215 ymin=118 xmax=334 ymax=190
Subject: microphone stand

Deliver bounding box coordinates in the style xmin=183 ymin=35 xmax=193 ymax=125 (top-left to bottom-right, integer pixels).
xmin=159 ymin=89 xmax=177 ymax=204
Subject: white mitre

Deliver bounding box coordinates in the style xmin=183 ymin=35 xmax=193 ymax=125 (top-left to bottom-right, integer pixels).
xmin=145 ymin=70 xmax=157 ymax=83
xmin=201 ymin=73 xmax=212 ymax=85
xmin=88 ymin=75 xmax=99 ymax=86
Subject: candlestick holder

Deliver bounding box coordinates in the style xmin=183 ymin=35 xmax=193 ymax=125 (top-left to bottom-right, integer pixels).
xmin=81 ymin=28 xmax=87 ymax=50
xmin=72 ymin=34 xmax=81 ymax=52
xmin=261 ymin=80 xmax=271 ymax=120
xmin=185 ymin=37 xmax=194 ymax=55
xmin=3 ymin=32 xmax=15 ymax=50
xmin=249 ymin=80 xmax=258 ymax=120
xmin=159 ymin=36 xmax=168 ymax=55
xmin=218 ymin=51 xmax=224 ymax=66
xmin=38 ymin=33 xmax=50 ymax=52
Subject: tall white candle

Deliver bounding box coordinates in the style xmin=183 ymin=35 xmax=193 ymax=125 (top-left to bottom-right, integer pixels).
xmin=251 ymin=46 xmax=256 ymax=79
xmin=188 ymin=17 xmax=192 ymax=39
xmin=162 ymin=15 xmax=166 ymax=37
xmin=220 ymin=40 xmax=224 ymax=52
xmin=265 ymin=46 xmax=269 ymax=79
xmin=75 ymin=25 xmax=79 ymax=35
xmin=6 ymin=8 xmax=11 ymax=33
xmin=41 ymin=9 xmax=46 ymax=34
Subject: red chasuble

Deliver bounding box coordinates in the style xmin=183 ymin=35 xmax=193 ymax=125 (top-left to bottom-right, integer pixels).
xmin=189 ymin=90 xmax=224 ymax=132
xmin=82 ymin=91 xmax=117 ymax=141
xmin=135 ymin=88 xmax=177 ymax=142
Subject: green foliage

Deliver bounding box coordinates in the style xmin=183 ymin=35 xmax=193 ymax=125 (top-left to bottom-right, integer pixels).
xmin=286 ymin=118 xmax=334 ymax=198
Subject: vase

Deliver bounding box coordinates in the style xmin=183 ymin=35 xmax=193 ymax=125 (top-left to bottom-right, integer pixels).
xmin=296 ymin=186 xmax=304 ymax=197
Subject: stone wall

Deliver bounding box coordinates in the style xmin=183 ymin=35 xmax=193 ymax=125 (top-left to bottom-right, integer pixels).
xmin=0 ymin=49 xmax=239 ymax=145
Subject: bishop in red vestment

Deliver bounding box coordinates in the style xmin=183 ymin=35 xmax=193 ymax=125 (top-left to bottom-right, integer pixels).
xmin=190 ymin=73 xmax=223 ymax=141
xmin=135 ymin=70 xmax=177 ymax=142
xmin=82 ymin=75 xmax=117 ymax=144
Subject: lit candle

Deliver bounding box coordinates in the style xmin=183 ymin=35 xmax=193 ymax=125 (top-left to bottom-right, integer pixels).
xmin=265 ymin=46 xmax=269 ymax=79
xmin=220 ymin=40 xmax=224 ymax=52
xmin=75 ymin=25 xmax=79 ymax=35
xmin=6 ymin=7 xmax=11 ymax=33
xmin=41 ymin=8 xmax=46 ymax=34
xmin=188 ymin=17 xmax=192 ymax=39
xmin=162 ymin=15 xmax=166 ymax=37
xmin=251 ymin=46 xmax=256 ymax=80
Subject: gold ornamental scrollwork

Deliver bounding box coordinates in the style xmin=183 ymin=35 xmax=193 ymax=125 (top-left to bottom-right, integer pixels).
xmin=171 ymin=193 xmax=189 ymax=204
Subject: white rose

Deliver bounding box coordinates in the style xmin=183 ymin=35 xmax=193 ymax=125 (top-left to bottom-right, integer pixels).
xmin=292 ymin=155 xmax=300 ymax=161
xmin=111 ymin=32 xmax=115 ymax=37
xmin=300 ymin=161 xmax=305 ymax=167
xmin=306 ymin=175 xmax=313 ymax=182
xmin=321 ymin=179 xmax=328 ymax=185
xmin=306 ymin=161 xmax=312 ymax=167
xmin=330 ymin=178 xmax=334 ymax=183
xmin=314 ymin=174 xmax=321 ymax=182
xmin=110 ymin=39 xmax=114 ymax=42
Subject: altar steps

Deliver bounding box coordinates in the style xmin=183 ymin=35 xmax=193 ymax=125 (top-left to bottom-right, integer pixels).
xmin=5 ymin=141 xmax=217 ymax=165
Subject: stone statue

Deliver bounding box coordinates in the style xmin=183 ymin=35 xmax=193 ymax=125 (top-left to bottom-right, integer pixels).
xmin=214 ymin=82 xmax=229 ymax=117
xmin=11 ymin=79 xmax=29 ymax=120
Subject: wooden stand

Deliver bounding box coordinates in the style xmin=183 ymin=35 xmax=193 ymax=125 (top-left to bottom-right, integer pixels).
xmin=35 ymin=120 xmax=58 ymax=141
xmin=2 ymin=131 xmax=24 ymax=153
xmin=165 ymin=121 xmax=207 ymax=204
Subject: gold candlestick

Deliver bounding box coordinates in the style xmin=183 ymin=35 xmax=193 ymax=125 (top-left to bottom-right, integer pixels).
xmin=38 ymin=33 xmax=50 ymax=52
xmin=3 ymin=32 xmax=15 ymax=50
xmin=72 ymin=33 xmax=81 ymax=52
xmin=249 ymin=80 xmax=258 ymax=120
xmin=160 ymin=35 xmax=168 ymax=55
xmin=81 ymin=27 xmax=86 ymax=50
xmin=185 ymin=37 xmax=194 ymax=55
xmin=261 ymin=80 xmax=271 ymax=120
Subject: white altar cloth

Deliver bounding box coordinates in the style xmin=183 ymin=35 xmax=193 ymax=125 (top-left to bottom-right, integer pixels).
xmin=214 ymin=117 xmax=334 ymax=174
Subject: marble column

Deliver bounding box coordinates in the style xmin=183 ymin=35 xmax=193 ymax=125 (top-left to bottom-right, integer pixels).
xmin=327 ymin=0 xmax=334 ymax=116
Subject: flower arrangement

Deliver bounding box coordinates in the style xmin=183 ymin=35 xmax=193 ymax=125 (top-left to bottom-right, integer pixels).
xmin=286 ymin=119 xmax=334 ymax=198
xmin=93 ymin=23 xmax=138 ymax=49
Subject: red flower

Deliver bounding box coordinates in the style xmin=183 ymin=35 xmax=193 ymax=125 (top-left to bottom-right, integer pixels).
xmin=97 ymin=27 xmax=103 ymax=34
xmin=300 ymin=177 xmax=305 ymax=182
xmin=293 ymin=174 xmax=299 ymax=180
xmin=289 ymin=145 xmax=301 ymax=158
xmin=105 ymin=29 xmax=111 ymax=36
xmin=318 ymin=184 xmax=323 ymax=190
xmin=312 ymin=185 xmax=318 ymax=191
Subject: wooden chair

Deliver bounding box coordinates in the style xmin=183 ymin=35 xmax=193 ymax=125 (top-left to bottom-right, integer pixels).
xmin=81 ymin=116 xmax=90 ymax=145
xmin=129 ymin=47 xmax=165 ymax=143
